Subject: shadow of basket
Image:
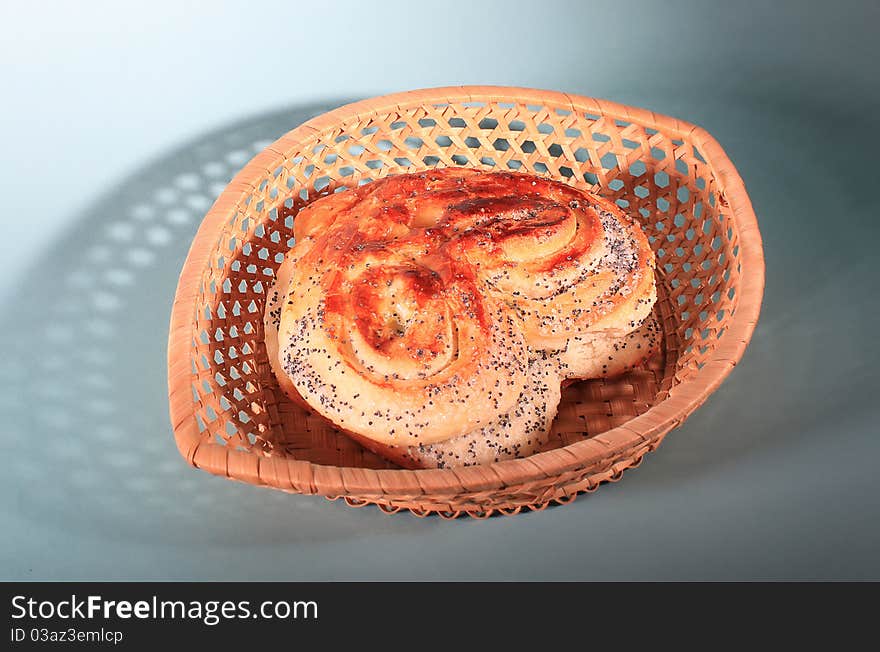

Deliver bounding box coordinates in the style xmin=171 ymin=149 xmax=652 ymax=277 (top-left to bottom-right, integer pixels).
xmin=0 ymin=102 xmax=435 ymax=544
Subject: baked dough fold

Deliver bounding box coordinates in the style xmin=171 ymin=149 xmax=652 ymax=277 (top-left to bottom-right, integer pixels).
xmin=265 ymin=169 xmax=657 ymax=468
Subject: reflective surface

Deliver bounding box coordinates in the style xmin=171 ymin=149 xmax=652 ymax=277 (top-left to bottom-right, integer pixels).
xmin=1 ymin=1 xmax=878 ymax=580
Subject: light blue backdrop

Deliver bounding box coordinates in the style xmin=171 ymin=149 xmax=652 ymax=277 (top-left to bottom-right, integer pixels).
xmin=1 ymin=0 xmax=878 ymax=579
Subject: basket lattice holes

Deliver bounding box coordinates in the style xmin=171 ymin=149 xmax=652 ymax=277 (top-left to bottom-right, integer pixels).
xmin=190 ymin=100 xmax=740 ymax=471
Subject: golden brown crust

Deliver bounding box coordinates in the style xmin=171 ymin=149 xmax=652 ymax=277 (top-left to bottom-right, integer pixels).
xmin=264 ymin=169 xmax=657 ymax=467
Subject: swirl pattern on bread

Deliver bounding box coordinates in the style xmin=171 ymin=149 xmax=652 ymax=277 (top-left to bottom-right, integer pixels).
xmin=265 ymin=169 xmax=657 ymax=468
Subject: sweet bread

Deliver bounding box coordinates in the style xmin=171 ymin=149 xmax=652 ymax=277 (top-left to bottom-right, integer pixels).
xmin=264 ymin=169 xmax=657 ymax=468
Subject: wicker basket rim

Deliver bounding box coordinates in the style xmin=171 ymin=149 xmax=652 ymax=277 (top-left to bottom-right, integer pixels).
xmin=167 ymin=85 xmax=765 ymax=497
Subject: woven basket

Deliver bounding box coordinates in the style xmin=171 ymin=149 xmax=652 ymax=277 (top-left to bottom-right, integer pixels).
xmin=168 ymin=86 xmax=764 ymax=518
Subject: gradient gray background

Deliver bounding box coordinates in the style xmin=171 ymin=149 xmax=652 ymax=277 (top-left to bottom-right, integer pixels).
xmin=1 ymin=0 xmax=878 ymax=580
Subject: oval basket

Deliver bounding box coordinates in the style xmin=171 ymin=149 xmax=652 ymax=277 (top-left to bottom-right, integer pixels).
xmin=168 ymin=86 xmax=764 ymax=518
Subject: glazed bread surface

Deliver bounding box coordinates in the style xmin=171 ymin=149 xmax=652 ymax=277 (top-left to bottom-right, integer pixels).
xmin=264 ymin=169 xmax=657 ymax=468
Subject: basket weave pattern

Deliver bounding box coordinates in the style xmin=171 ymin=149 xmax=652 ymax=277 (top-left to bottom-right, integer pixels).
xmin=168 ymin=87 xmax=763 ymax=517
